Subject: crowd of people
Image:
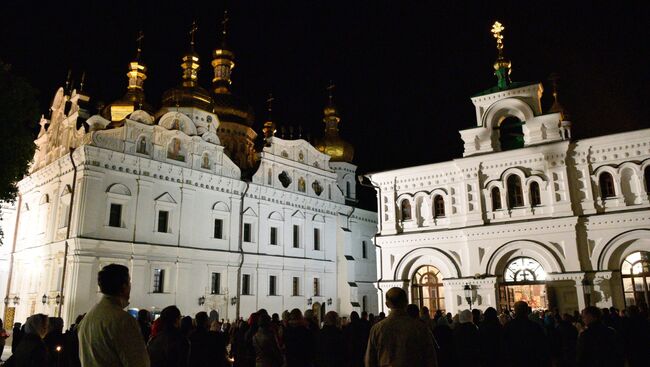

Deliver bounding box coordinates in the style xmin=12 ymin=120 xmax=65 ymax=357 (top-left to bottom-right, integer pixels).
xmin=3 ymin=263 xmax=650 ymax=367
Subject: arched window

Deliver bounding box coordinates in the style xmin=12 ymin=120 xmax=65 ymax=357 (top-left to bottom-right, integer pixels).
xmin=433 ymin=195 xmax=445 ymax=218
xmin=530 ymin=181 xmax=541 ymax=206
xmin=645 ymin=166 xmax=650 ymax=193
xmin=621 ymin=251 xmax=650 ymax=307
xmin=136 ymin=136 xmax=147 ymax=154
xmin=504 ymin=257 xmax=547 ymax=283
xmin=506 ymin=175 xmax=524 ymax=208
xmin=411 ymin=265 xmax=445 ymax=314
xmin=400 ymin=200 xmax=412 ymax=221
xmin=499 ymin=116 xmax=524 ymax=151
xmin=599 ymin=172 xmax=616 ymax=198
xmin=491 ymin=187 xmax=502 ymax=210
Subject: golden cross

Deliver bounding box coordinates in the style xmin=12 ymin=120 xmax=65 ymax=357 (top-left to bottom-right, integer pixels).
xmin=491 ymin=21 xmax=504 ymax=52
xmin=327 ymin=80 xmax=335 ymax=103
xmin=189 ymin=21 xmax=198 ymax=47
xmin=266 ymin=93 xmax=274 ymax=113
xmin=221 ymin=10 xmax=229 ymax=36
xmin=135 ymin=31 xmax=144 ymax=59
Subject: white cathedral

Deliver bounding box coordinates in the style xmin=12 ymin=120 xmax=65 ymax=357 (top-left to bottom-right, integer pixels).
xmin=0 ymin=21 xmax=378 ymax=327
xmin=364 ymin=22 xmax=650 ymax=315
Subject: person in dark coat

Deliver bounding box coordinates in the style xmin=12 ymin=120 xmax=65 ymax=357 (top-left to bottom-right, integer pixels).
xmin=502 ymin=301 xmax=550 ymax=367
xmin=283 ymin=308 xmax=315 ymax=367
xmin=11 ymin=322 xmax=24 ymax=354
xmin=252 ymin=313 xmax=283 ymax=367
xmin=620 ymin=305 xmax=650 ymax=367
xmin=453 ymin=310 xmax=481 ymax=367
xmin=576 ymin=306 xmax=624 ymax=367
xmin=63 ymin=314 xmax=84 ymax=367
xmin=4 ymin=314 xmax=49 ymax=367
xmin=138 ymin=309 xmax=152 ymax=343
xmin=189 ymin=312 xmax=221 ymax=367
xmin=343 ymin=311 xmax=367 ymax=367
xmin=43 ymin=317 xmax=65 ymax=367
xmin=147 ymin=305 xmax=190 ymax=367
xmin=552 ymin=314 xmax=578 ymax=367
xmin=433 ymin=315 xmax=453 ymax=367
xmin=316 ymin=311 xmax=345 ymax=367
xmin=478 ymin=307 xmax=502 ymax=367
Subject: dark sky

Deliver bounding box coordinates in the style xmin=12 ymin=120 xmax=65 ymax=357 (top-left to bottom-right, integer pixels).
xmin=2 ymin=1 xmax=649 ymax=209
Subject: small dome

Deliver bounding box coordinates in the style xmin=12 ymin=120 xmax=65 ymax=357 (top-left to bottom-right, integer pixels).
xmin=315 ymin=134 xmax=354 ymax=163
xmin=162 ymin=84 xmax=214 ymax=112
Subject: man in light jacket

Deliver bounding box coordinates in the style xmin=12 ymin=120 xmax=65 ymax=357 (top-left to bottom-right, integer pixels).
xmin=78 ymin=263 xmax=150 ymax=367
xmin=365 ymin=287 xmax=437 ymax=367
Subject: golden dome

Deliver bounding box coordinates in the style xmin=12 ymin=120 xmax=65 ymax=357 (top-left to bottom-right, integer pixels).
xmin=315 ymin=85 xmax=354 ymax=163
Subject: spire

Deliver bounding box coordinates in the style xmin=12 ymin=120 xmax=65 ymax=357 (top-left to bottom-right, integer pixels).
xmin=212 ymin=10 xmax=235 ymax=94
xmin=181 ymin=21 xmax=201 ymax=86
xmin=64 ymin=69 xmax=72 ymax=94
xmin=314 ymin=81 xmax=354 ymax=163
xmin=262 ymin=93 xmax=276 ymax=139
xmin=127 ymin=31 xmax=147 ymax=95
xmin=491 ymin=21 xmax=511 ymax=89
xmin=547 ymin=73 xmax=570 ymax=119
xmin=79 ymin=71 xmax=86 ymax=93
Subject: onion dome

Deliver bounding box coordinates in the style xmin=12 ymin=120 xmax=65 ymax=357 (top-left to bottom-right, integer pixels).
xmin=103 ymin=31 xmax=153 ymax=122
xmin=211 ymin=11 xmax=254 ymax=126
xmin=315 ymin=83 xmax=354 ymax=163
xmin=162 ymin=21 xmax=214 ymax=111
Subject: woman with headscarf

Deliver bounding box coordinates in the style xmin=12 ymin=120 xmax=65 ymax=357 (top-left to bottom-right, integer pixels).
xmin=453 ymin=310 xmax=481 ymax=367
xmin=4 ymin=314 xmax=49 ymax=367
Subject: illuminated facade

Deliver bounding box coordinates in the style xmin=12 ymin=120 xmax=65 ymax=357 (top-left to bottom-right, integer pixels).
xmin=0 ymin=19 xmax=377 ymax=327
xmin=365 ymin=22 xmax=650 ymax=315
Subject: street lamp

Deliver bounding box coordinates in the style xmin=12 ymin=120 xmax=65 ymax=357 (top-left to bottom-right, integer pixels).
xmin=13 ymin=296 xmax=20 ymax=306
xmin=198 ymin=296 xmax=206 ymax=306
xmin=55 ymin=294 xmax=62 ymax=305
xmin=327 ymin=298 xmax=332 ymax=306
xmin=463 ymin=284 xmax=474 ymax=310
xmin=307 ymin=297 xmax=313 ymax=306
xmin=3 ymin=297 xmax=9 ymax=306
xmin=42 ymin=294 xmax=48 ymax=305
xmin=230 ymin=296 xmax=237 ymax=306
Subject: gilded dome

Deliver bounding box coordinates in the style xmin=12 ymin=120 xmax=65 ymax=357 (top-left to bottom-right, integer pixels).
xmin=162 ymin=84 xmax=214 ymax=111
xmin=315 ymin=102 xmax=354 ymax=163
xmin=213 ymin=92 xmax=254 ymax=126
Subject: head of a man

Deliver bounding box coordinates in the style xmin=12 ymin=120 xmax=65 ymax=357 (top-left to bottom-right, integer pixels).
xmin=98 ymin=264 xmax=131 ymax=305
xmin=24 ymin=314 xmax=49 ymax=339
xmin=513 ymin=301 xmax=530 ymax=319
xmin=581 ymin=306 xmax=602 ymax=327
xmin=385 ymin=287 xmax=408 ymax=311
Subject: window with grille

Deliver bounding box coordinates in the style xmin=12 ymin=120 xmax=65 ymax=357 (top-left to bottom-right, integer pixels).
xmin=152 ymin=269 xmax=165 ymax=293
xmin=292 ymin=277 xmax=300 ymax=296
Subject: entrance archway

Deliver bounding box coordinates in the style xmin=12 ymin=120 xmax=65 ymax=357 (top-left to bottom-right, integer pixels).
xmin=411 ymin=265 xmax=445 ymax=315
xmin=499 ymin=257 xmax=548 ymax=311
xmin=621 ymin=251 xmax=650 ymax=307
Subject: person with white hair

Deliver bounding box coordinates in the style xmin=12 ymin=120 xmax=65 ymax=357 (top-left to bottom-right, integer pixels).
xmin=4 ymin=313 xmax=49 ymax=366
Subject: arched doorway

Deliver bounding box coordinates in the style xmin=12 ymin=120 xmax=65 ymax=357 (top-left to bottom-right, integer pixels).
xmin=411 ymin=265 xmax=445 ymax=315
xmin=621 ymin=251 xmax=650 ymax=307
xmin=498 ymin=257 xmax=548 ymax=311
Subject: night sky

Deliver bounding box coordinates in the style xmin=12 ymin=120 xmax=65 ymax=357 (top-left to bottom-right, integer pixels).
xmin=2 ymin=1 xmax=649 ymax=209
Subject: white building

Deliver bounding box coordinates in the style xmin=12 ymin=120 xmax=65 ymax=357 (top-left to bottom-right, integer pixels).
xmin=365 ymin=23 xmax=650 ymax=316
xmin=0 ymin=24 xmax=377 ymax=327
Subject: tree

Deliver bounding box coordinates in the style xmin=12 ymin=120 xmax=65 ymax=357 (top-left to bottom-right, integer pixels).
xmin=0 ymin=60 xmax=39 ymax=243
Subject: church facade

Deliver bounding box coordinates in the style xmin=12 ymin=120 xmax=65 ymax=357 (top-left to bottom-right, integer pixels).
xmin=365 ymin=23 xmax=650 ymax=315
xmin=0 ymin=20 xmax=377 ymax=327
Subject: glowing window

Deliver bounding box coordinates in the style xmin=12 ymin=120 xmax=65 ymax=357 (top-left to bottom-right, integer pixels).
xmin=504 ymin=257 xmax=546 ymax=282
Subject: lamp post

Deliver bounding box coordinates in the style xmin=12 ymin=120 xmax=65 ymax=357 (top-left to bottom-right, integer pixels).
xmin=307 ymin=297 xmax=313 ymax=306
xmin=198 ymin=296 xmax=206 ymax=306
xmin=230 ymin=296 xmax=237 ymax=306
xmin=42 ymin=294 xmax=48 ymax=305
xmin=13 ymin=296 xmax=20 ymax=306
xmin=327 ymin=298 xmax=332 ymax=306
xmin=463 ymin=284 xmax=473 ymax=310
